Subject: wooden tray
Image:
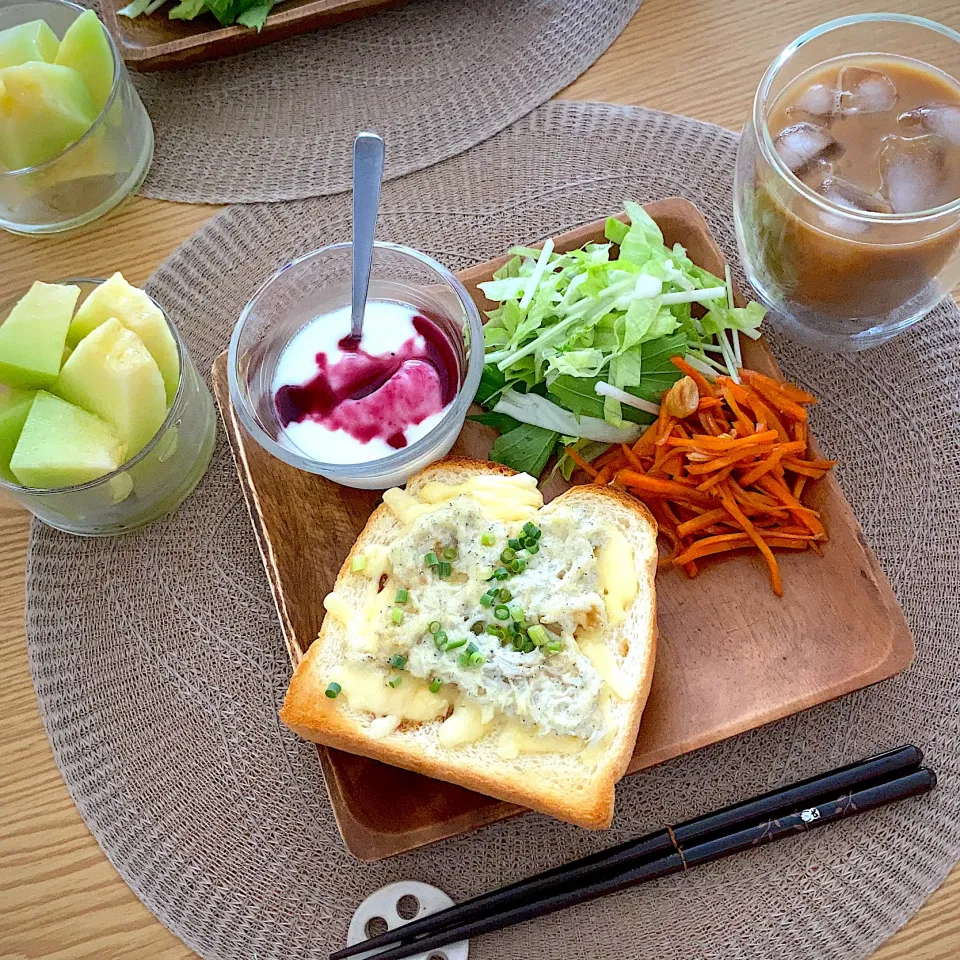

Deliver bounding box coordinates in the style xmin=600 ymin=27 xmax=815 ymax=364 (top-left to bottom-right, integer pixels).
xmin=211 ymin=197 xmax=914 ymax=860
xmin=101 ymin=0 xmax=409 ymax=71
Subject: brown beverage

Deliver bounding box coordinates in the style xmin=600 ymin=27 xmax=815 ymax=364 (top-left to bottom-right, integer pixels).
xmin=760 ymin=54 xmax=960 ymax=319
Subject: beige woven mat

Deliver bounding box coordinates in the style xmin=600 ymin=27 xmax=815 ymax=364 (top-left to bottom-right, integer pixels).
xmin=26 ymin=102 xmax=960 ymax=960
xmin=82 ymin=0 xmax=639 ymax=204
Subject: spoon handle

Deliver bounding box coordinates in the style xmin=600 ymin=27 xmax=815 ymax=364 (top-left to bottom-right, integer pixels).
xmin=351 ymin=132 xmax=385 ymax=341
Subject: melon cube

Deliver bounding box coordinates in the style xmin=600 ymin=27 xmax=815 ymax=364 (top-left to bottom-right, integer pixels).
xmin=54 ymin=317 xmax=167 ymax=456
xmin=54 ymin=10 xmax=114 ymax=114
xmin=0 ymin=20 xmax=59 ymax=69
xmin=0 ymin=387 xmax=36 ymax=483
xmin=10 ymin=390 xmax=125 ymax=489
xmin=0 ymin=281 xmax=79 ymax=389
xmin=0 ymin=61 xmax=97 ymax=170
xmin=69 ymin=274 xmax=180 ymax=404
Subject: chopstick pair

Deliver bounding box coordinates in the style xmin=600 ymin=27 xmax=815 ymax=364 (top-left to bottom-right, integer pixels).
xmin=333 ymin=745 xmax=934 ymax=960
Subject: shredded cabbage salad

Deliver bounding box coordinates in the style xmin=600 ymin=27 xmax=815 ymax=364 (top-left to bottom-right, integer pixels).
xmin=471 ymin=202 xmax=767 ymax=479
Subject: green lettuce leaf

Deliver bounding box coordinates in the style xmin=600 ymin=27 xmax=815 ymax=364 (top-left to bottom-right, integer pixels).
xmin=700 ymin=301 xmax=766 ymax=339
xmin=619 ymin=200 xmax=664 ymax=265
xmin=168 ymin=0 xmax=206 ymax=18
xmin=546 ymin=348 xmax=606 ymax=379
xmin=604 ymin=217 xmax=629 ymax=245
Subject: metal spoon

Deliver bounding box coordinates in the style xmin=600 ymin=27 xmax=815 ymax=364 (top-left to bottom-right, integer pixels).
xmin=350 ymin=131 xmax=385 ymax=343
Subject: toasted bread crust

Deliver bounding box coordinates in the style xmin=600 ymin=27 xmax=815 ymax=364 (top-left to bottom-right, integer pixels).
xmin=280 ymin=456 xmax=658 ymax=829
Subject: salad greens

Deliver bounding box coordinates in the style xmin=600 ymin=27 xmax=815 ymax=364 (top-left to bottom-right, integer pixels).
xmin=119 ymin=0 xmax=277 ymax=31
xmin=474 ymin=202 xmax=767 ymax=479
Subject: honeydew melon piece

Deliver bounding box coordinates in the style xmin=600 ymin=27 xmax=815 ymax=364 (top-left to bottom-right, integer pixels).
xmin=0 ymin=387 xmax=36 ymax=483
xmin=10 ymin=390 xmax=125 ymax=488
xmin=69 ymin=273 xmax=179 ymax=403
xmin=54 ymin=10 xmax=113 ymax=114
xmin=0 ymin=281 xmax=78 ymax=389
xmin=0 ymin=61 xmax=97 ymax=170
xmin=54 ymin=318 xmax=167 ymax=456
xmin=0 ymin=20 xmax=59 ymax=69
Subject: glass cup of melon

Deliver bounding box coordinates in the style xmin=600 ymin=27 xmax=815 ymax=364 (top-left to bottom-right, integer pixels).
xmin=0 ymin=275 xmax=217 ymax=535
xmin=0 ymin=1 xmax=154 ymax=235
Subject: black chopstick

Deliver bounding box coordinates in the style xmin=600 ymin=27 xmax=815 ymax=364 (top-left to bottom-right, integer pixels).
xmin=332 ymin=745 xmax=922 ymax=960
xmin=341 ymin=766 xmax=935 ymax=960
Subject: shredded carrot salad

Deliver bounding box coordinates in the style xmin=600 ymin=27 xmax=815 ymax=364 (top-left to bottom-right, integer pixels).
xmin=572 ymin=360 xmax=836 ymax=597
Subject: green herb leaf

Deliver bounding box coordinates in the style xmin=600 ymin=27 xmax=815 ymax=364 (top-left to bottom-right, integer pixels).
xmin=547 ymin=375 xmax=605 ymax=419
xmin=467 ymin=411 xmax=522 ymax=433
xmin=475 ymin=364 xmax=508 ymax=406
xmin=489 ymin=423 xmax=559 ymax=477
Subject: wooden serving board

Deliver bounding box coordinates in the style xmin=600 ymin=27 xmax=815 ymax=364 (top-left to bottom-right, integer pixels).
xmin=211 ymin=197 xmax=914 ymax=860
xmin=101 ymin=0 xmax=409 ymax=71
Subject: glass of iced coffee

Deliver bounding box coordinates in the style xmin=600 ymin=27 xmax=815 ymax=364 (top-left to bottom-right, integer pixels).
xmin=734 ymin=14 xmax=960 ymax=351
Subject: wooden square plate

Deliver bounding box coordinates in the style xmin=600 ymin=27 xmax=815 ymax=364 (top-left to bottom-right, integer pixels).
xmin=211 ymin=197 xmax=914 ymax=860
xmin=100 ymin=0 xmax=409 ymax=71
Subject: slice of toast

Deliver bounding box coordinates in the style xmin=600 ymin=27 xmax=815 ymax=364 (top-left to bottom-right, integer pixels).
xmin=280 ymin=457 xmax=658 ymax=829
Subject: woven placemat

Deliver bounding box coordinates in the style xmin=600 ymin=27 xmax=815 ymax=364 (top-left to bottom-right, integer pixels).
xmin=82 ymin=0 xmax=639 ymax=204
xmin=26 ymin=101 xmax=960 ymax=960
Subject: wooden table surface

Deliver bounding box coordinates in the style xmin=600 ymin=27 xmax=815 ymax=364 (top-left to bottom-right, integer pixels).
xmin=1 ymin=0 xmax=959 ymax=957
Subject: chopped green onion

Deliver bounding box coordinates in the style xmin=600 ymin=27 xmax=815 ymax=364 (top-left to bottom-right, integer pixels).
xmin=429 ymin=621 xmax=441 ymax=634
xmin=509 ymin=558 xmax=526 ymax=574
xmin=438 ymin=561 xmax=452 ymax=578
xmin=508 ymin=537 xmax=522 ymax=551
xmin=522 ymin=639 xmax=536 ymax=653
xmin=471 ymin=621 xmax=485 ymax=634
xmin=429 ymin=678 xmax=443 ymax=693
xmin=387 ymin=675 xmax=403 ymax=688
xmin=445 ymin=636 xmax=467 ymax=651
xmin=465 ymin=641 xmax=479 ymax=655
xmin=497 ymin=588 xmax=512 ymax=602
xmin=395 ymin=588 xmax=409 ymax=604
xmin=481 ymin=531 xmax=496 ymax=547
xmin=500 ymin=547 xmax=516 ymax=563
xmin=509 ymin=605 xmax=524 ymax=622
xmin=469 ymin=651 xmax=485 ymax=666
xmin=442 ymin=546 xmax=458 ymax=561
xmin=424 ymin=551 xmax=439 ymax=567
xmin=486 ymin=623 xmax=503 ymax=637
xmin=325 ymin=682 xmax=341 ymax=698
xmin=391 ymin=607 xmax=404 ymax=625
xmin=545 ymin=639 xmax=564 ymax=653
xmin=512 ymin=636 xmax=524 ymax=651
xmin=492 ymin=566 xmax=509 ymax=580
xmin=526 ymin=542 xmax=540 ymax=555
xmin=351 ymin=555 xmax=367 ymax=572
xmin=479 ymin=592 xmax=494 ymax=608
xmin=494 ymin=605 xmax=510 ymax=620
xmin=389 ymin=654 xmax=407 ymax=669
xmin=522 ymin=522 xmax=541 ymax=539
xmin=527 ymin=625 xmax=549 ymax=646
xmin=434 ymin=630 xmax=448 ymax=649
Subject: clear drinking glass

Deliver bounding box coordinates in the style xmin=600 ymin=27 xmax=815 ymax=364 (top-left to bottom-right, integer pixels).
xmin=733 ymin=14 xmax=960 ymax=352
xmin=0 ymin=280 xmax=216 ymax=535
xmin=0 ymin=0 xmax=154 ymax=235
xmin=229 ymin=242 xmax=484 ymax=490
